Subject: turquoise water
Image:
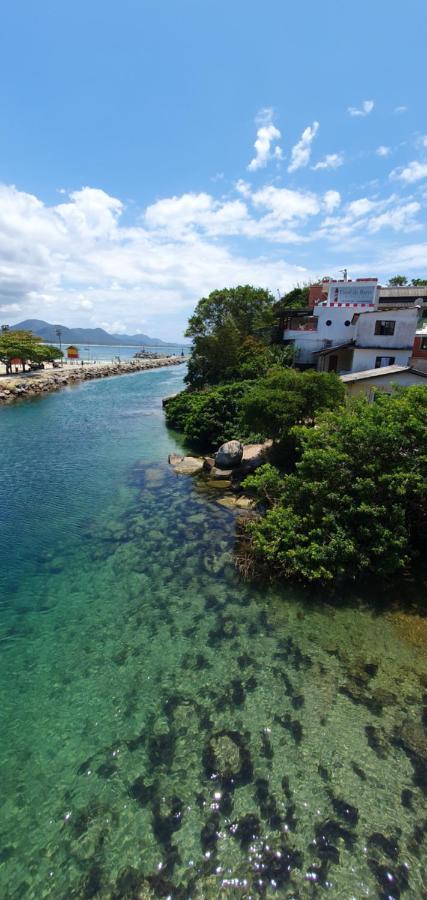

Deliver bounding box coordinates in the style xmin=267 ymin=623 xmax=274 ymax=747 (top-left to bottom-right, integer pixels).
xmin=0 ymin=368 xmax=426 ymax=899
xmin=49 ymin=343 xmax=188 ymax=362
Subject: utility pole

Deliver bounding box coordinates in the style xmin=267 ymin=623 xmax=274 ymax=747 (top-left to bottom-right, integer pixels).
xmin=55 ymin=327 xmax=62 ymax=355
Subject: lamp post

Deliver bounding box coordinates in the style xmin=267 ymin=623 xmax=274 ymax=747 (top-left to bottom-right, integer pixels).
xmin=55 ymin=327 xmax=62 ymax=356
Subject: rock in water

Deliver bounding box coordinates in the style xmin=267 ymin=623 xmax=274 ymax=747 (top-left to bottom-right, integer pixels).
xmin=209 ymin=734 xmax=241 ymax=777
xmin=215 ymin=440 xmax=243 ymax=469
xmin=169 ymin=455 xmax=204 ymax=475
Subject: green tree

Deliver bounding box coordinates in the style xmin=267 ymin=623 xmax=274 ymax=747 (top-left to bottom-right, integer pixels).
xmin=185 ymin=285 xmax=276 ymax=387
xmin=164 ymin=380 xmax=255 ymax=448
xmin=241 ymin=387 xmax=427 ymax=585
xmin=273 ymin=283 xmax=313 ymax=314
xmin=411 ymin=278 xmax=427 ymax=286
xmin=241 ymin=368 xmax=345 ymax=443
xmin=186 ymin=285 xmax=276 ymax=339
xmin=0 ymin=329 xmax=62 ymax=374
xmin=388 ymin=275 xmax=408 ymax=286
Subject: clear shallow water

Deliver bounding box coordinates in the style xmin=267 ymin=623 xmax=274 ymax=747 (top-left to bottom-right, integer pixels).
xmin=0 ymin=369 xmax=426 ymax=899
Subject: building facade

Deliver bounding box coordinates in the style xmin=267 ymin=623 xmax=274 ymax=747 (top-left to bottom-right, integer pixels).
xmin=282 ymin=278 xmax=420 ymax=374
xmin=411 ymin=330 xmax=427 ymax=373
xmin=340 ymin=365 xmax=427 ymax=399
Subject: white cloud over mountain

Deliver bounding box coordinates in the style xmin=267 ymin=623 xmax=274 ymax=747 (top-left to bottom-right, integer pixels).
xmin=1 ymin=110 xmax=427 ymax=338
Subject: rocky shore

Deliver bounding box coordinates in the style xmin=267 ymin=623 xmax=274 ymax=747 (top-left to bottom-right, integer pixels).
xmin=0 ymin=357 xmax=184 ymax=405
xmin=169 ymin=439 xmax=272 ymax=511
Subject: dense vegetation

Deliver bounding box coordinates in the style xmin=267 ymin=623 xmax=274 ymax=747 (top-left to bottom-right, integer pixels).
xmin=164 ymin=367 xmax=344 ymax=450
xmin=240 ymin=388 xmax=427 ymax=585
xmin=164 ymin=380 xmax=255 ymax=448
xmin=0 ymin=328 xmax=61 ymax=373
xmin=167 ymin=281 xmax=427 ymax=587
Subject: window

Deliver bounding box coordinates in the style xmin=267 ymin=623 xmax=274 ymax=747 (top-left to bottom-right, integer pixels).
xmin=344 ymin=320 xmax=351 ymax=327
xmin=325 ymin=319 xmax=332 ymax=326
xmin=420 ymin=336 xmax=427 ymax=351
xmin=375 ymin=356 xmax=395 ymax=368
xmin=375 ymin=320 xmax=395 ymax=336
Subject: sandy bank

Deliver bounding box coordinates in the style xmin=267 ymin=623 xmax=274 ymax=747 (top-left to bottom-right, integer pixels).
xmin=0 ymin=357 xmax=185 ymax=405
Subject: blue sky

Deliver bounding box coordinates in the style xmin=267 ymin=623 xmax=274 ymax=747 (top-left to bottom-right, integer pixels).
xmin=1 ymin=0 xmax=426 ymax=340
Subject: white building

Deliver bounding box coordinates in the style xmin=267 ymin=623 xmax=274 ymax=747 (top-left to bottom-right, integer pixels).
xmin=340 ymin=365 xmax=427 ymax=399
xmin=282 ymin=278 xmax=419 ymax=374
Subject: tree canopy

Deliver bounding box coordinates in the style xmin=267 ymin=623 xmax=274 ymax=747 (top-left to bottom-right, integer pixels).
xmin=388 ymin=275 xmax=408 ymax=286
xmin=241 ymin=367 xmax=345 ymax=443
xmin=185 ymin=285 xmax=276 ymax=340
xmin=184 ymin=285 xmax=284 ymax=388
xmin=0 ymin=329 xmax=62 ymax=374
xmin=241 ymin=387 xmax=427 ymax=585
xmin=387 ymin=275 xmax=427 ymax=287
xmin=273 ymin=283 xmax=313 ymax=313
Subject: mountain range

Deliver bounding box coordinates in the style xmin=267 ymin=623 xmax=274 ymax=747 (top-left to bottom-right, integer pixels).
xmin=10 ymin=319 xmax=185 ymax=347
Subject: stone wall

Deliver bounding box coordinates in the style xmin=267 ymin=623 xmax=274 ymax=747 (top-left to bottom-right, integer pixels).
xmin=0 ymin=358 xmax=184 ymax=405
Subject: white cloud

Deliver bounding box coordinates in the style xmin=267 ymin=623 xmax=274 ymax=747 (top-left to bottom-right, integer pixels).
xmin=234 ymin=179 xmax=252 ymax=198
xmin=376 ymin=145 xmax=391 ymax=157
xmin=0 ymin=183 xmax=313 ymax=338
xmin=312 ymin=153 xmax=343 ymax=171
xmin=348 ymin=100 xmax=374 ymax=117
xmin=247 ymin=108 xmax=282 ymax=172
xmin=319 ymin=192 xmax=422 ymax=244
xmin=323 ymin=190 xmax=341 ymax=213
xmin=367 ymin=201 xmax=421 ymax=234
xmin=394 ymin=105 xmax=407 ymax=114
xmin=390 ymin=160 xmax=427 ymax=184
xmin=288 ymin=122 xmax=319 ymax=173
xmin=1 ymin=173 xmax=425 ymax=339
xmin=347 ymin=198 xmax=377 ymax=217
xmin=252 ymin=185 xmax=320 ymax=221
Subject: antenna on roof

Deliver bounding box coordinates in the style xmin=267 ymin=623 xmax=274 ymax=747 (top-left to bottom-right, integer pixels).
xmin=339 ymin=268 xmax=348 ymax=281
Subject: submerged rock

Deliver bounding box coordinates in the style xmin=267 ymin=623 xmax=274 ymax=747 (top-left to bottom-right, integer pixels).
xmin=208 ymin=734 xmax=241 ymax=777
xmin=169 ymin=455 xmax=204 ymax=475
xmin=215 ymin=440 xmax=243 ymax=469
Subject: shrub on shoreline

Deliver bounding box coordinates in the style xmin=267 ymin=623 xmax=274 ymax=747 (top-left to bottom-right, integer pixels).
xmin=238 ymin=387 xmax=427 ymax=585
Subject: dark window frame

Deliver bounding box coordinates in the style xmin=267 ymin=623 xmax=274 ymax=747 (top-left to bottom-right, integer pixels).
xmin=375 ymin=319 xmax=396 ymax=336
xmin=420 ymin=336 xmax=427 ymax=351
xmin=375 ymin=356 xmax=396 ymax=368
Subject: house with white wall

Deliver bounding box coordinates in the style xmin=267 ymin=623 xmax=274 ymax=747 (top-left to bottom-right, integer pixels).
xmin=282 ymin=278 xmax=419 ymax=374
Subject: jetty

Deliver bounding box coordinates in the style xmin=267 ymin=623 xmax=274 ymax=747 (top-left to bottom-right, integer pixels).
xmin=0 ymin=356 xmax=185 ymax=404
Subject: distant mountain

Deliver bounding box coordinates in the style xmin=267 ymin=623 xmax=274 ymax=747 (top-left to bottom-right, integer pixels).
xmin=10 ymin=319 xmax=185 ymax=347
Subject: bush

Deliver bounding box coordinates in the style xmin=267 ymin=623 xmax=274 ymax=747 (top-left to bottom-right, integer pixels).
xmin=240 ymin=387 xmax=427 ymax=585
xmin=241 ymin=368 xmax=345 ymax=442
xmin=164 ymin=381 xmax=256 ymax=449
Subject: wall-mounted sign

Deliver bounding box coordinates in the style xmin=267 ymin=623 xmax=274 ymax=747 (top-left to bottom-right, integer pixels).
xmin=327 ymin=281 xmax=378 ymax=306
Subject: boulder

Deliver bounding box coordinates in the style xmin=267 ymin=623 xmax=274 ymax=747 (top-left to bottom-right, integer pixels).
xmin=170 ymin=455 xmax=204 ymax=475
xmin=209 ymin=467 xmax=234 ymax=481
xmin=215 ymin=440 xmax=243 ymax=470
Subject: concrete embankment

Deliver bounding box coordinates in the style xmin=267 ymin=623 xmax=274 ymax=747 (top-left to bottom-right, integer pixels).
xmin=0 ymin=357 xmax=185 ymax=405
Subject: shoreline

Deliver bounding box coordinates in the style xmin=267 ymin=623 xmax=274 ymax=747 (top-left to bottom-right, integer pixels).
xmin=0 ymin=357 xmax=186 ymax=405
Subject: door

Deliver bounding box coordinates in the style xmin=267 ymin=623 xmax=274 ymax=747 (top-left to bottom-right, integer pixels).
xmin=328 ymin=355 xmax=338 ymax=372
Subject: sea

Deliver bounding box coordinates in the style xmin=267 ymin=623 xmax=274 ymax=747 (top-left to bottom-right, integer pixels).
xmin=50 ymin=343 xmax=189 ymax=362
xmin=0 ymin=364 xmax=425 ymax=898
